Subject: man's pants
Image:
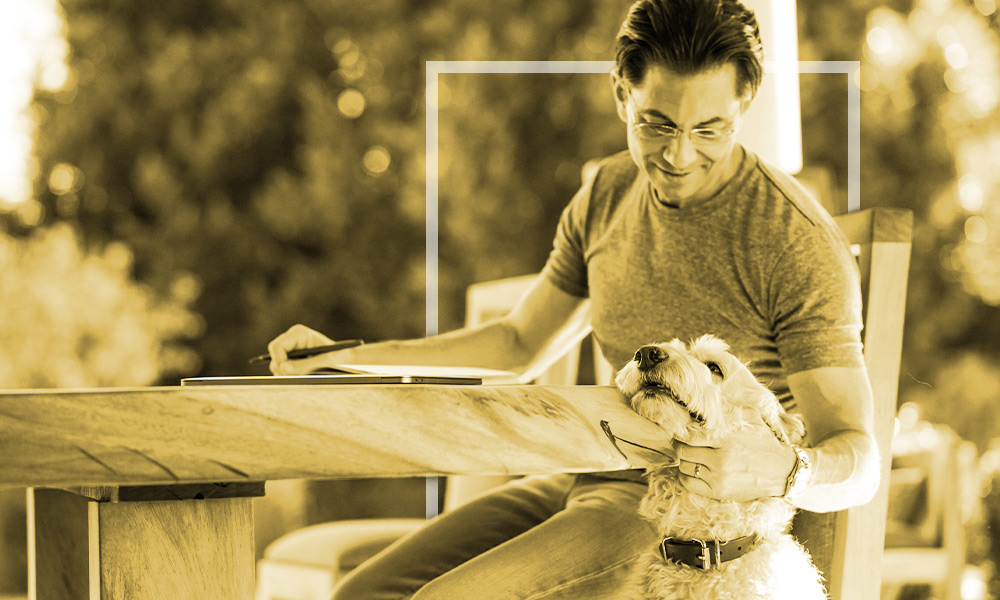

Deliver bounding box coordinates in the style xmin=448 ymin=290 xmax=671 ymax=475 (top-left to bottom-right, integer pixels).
xmin=329 ymin=473 xmax=657 ymax=600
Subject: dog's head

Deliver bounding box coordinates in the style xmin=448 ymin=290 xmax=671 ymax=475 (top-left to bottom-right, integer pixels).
xmin=615 ymin=335 xmax=804 ymax=446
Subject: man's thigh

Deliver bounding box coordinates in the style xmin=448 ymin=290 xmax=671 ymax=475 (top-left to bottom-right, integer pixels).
xmin=412 ymin=475 xmax=656 ymax=600
xmin=331 ymin=473 xmax=579 ymax=600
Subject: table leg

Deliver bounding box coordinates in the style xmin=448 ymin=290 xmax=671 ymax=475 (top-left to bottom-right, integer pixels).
xmin=28 ymin=488 xmax=88 ymax=600
xmin=29 ymin=486 xmax=258 ymax=600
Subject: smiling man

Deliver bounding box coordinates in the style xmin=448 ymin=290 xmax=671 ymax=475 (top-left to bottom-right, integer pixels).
xmin=269 ymin=0 xmax=879 ymax=598
xmin=615 ymin=63 xmax=747 ymax=208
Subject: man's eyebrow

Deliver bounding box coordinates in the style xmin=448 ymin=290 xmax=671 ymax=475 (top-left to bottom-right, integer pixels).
xmin=638 ymin=108 xmax=728 ymax=128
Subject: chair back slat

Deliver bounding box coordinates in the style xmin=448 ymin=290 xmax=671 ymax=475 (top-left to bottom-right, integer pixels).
xmin=793 ymin=208 xmax=913 ymax=600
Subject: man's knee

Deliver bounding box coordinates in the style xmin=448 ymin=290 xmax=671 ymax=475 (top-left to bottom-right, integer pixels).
xmin=329 ymin=569 xmax=402 ymax=600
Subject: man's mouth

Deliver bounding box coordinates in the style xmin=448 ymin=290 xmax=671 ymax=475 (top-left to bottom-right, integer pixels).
xmin=639 ymin=382 xmax=705 ymax=424
xmin=656 ymin=164 xmax=696 ymax=179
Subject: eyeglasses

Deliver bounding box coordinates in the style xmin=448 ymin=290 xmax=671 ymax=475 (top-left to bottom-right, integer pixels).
xmin=626 ymin=103 xmax=738 ymax=146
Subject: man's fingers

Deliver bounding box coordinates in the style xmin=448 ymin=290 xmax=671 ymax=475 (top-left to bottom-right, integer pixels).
xmin=678 ymin=470 xmax=718 ymax=498
xmin=679 ymin=460 xmax=710 ymax=478
xmin=675 ymin=429 xmax=719 ymax=448
xmin=267 ymin=324 xmax=334 ymax=367
xmin=674 ymin=439 xmax=719 ymax=465
xmin=271 ymin=353 xmax=327 ymax=376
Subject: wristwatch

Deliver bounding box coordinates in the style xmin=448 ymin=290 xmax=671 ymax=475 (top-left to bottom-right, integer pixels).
xmin=783 ymin=446 xmax=813 ymax=500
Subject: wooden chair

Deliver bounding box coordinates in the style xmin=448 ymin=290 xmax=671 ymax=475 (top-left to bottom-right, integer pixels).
xmin=791 ymin=207 xmax=913 ymax=600
xmin=255 ymin=207 xmax=913 ymax=600
xmin=881 ymin=422 xmax=976 ymax=600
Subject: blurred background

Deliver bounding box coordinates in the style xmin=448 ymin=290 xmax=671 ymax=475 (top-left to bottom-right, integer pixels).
xmin=2 ymin=0 xmax=1000 ymax=598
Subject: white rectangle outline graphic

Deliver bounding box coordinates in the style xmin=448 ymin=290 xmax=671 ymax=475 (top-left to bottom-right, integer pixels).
xmin=423 ymin=60 xmax=860 ymax=518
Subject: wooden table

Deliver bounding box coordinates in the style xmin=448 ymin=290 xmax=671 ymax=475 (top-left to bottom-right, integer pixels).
xmin=0 ymin=384 xmax=665 ymax=600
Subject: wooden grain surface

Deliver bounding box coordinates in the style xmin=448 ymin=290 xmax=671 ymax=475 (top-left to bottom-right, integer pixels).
xmin=30 ymin=488 xmax=89 ymax=600
xmin=90 ymin=496 xmax=254 ymax=600
xmin=0 ymin=384 xmax=667 ymax=489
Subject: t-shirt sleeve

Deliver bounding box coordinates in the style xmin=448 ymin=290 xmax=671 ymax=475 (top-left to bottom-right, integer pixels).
xmin=540 ymin=172 xmax=595 ymax=299
xmin=770 ymin=225 xmax=865 ymax=374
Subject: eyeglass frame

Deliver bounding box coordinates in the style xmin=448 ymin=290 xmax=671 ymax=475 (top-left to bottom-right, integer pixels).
xmin=625 ymin=101 xmax=741 ymax=147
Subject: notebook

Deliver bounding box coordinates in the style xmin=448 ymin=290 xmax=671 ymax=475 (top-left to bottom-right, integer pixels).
xmin=181 ymin=373 xmax=483 ymax=386
xmin=180 ymin=364 xmax=522 ymax=387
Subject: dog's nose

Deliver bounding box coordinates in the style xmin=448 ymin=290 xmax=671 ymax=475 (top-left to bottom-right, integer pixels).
xmin=635 ymin=345 xmax=667 ymax=371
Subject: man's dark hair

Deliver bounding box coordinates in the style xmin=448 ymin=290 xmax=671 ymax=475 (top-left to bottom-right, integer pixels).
xmin=615 ymin=0 xmax=764 ymax=98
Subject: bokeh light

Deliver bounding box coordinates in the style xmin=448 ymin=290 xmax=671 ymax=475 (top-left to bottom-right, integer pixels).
xmin=958 ymin=175 xmax=985 ymax=213
xmin=944 ymin=42 xmax=970 ymax=69
xmin=866 ymin=27 xmax=894 ymax=55
xmin=975 ymin=0 xmax=997 ymax=14
xmin=363 ymin=146 xmax=391 ymax=176
xmin=47 ymin=162 xmax=83 ymax=196
xmin=966 ymin=215 xmax=990 ymax=244
xmin=0 ymin=0 xmax=67 ymax=209
xmin=337 ymin=88 xmax=366 ymax=118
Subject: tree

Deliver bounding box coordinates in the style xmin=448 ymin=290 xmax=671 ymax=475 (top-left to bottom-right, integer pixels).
xmin=21 ymin=0 xmax=640 ymax=380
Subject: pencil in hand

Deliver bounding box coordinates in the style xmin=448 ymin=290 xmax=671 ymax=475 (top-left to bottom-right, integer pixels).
xmin=249 ymin=339 xmax=365 ymax=365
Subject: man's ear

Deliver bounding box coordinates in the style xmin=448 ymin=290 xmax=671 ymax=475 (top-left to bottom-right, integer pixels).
xmin=609 ymin=70 xmax=629 ymax=123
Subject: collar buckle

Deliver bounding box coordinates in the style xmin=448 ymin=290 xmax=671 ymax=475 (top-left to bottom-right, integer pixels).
xmin=695 ymin=538 xmax=722 ymax=570
xmin=659 ymin=533 xmax=758 ymax=570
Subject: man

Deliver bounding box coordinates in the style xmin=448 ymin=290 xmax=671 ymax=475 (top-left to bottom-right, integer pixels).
xmin=269 ymin=0 xmax=880 ymax=597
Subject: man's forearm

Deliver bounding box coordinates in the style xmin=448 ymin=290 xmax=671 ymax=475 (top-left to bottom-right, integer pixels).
xmin=324 ymin=319 xmax=536 ymax=373
xmin=791 ymin=428 xmax=880 ymax=513
xmin=270 ymin=276 xmax=589 ymax=378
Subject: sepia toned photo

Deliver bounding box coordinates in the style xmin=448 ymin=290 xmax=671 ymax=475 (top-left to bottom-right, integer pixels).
xmin=2 ymin=0 xmax=999 ymax=598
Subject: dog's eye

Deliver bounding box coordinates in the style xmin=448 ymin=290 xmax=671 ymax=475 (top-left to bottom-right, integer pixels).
xmin=705 ymin=362 xmax=724 ymax=377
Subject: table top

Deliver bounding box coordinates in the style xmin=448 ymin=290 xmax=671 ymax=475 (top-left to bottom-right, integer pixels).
xmin=0 ymin=384 xmax=667 ymax=489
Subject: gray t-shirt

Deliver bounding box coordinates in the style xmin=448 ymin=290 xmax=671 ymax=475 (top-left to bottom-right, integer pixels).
xmin=542 ymin=148 xmax=864 ymax=411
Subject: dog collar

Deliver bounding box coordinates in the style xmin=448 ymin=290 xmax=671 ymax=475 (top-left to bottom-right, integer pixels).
xmin=659 ymin=533 xmax=760 ymax=570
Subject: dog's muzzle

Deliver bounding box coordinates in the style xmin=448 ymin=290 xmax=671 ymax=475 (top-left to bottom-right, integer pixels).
xmin=659 ymin=533 xmax=760 ymax=570
xmin=635 ymin=345 xmax=667 ymax=371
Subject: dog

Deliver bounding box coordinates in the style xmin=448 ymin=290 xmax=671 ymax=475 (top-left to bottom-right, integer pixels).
xmin=615 ymin=334 xmax=825 ymax=600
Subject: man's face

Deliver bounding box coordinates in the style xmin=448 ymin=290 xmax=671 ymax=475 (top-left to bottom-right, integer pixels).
xmin=613 ymin=63 xmax=749 ymax=208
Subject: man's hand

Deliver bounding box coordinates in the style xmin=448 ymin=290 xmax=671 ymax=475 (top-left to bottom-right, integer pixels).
xmin=674 ymin=409 xmax=797 ymax=502
xmin=267 ymin=324 xmax=340 ymax=375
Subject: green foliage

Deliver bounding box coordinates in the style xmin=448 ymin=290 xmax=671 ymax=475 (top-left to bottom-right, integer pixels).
xmin=799 ymin=0 xmax=1000 ymax=451
xmin=0 ymin=223 xmax=198 ymax=387
xmin=22 ymin=0 xmax=635 ymax=378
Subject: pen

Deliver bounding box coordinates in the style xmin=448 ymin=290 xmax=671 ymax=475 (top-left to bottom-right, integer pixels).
xmin=249 ymin=339 xmax=365 ymax=364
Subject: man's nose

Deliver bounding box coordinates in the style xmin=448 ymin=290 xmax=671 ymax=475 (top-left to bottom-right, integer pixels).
xmin=635 ymin=345 xmax=667 ymax=371
xmin=662 ymin=134 xmax=697 ymax=171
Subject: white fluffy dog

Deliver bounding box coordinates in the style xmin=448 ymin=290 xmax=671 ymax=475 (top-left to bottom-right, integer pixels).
xmin=614 ymin=335 xmax=825 ymax=600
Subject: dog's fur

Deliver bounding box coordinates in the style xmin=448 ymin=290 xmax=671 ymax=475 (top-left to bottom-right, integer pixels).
xmin=615 ymin=335 xmax=825 ymax=600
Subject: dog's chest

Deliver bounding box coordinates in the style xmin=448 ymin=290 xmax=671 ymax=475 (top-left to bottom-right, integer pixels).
xmin=640 ymin=470 xmax=792 ymax=542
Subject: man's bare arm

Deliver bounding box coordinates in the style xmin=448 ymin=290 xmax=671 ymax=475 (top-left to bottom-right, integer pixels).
xmin=268 ymin=275 xmax=588 ymax=378
xmin=786 ymin=366 xmax=880 ymax=513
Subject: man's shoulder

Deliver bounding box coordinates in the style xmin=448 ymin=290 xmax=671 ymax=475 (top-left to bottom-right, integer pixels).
xmin=589 ymin=150 xmax=639 ymax=195
xmin=733 ymin=152 xmax=854 ymax=270
xmin=593 ymin=149 xmax=635 ymax=172
xmin=751 ymin=155 xmax=838 ymax=232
